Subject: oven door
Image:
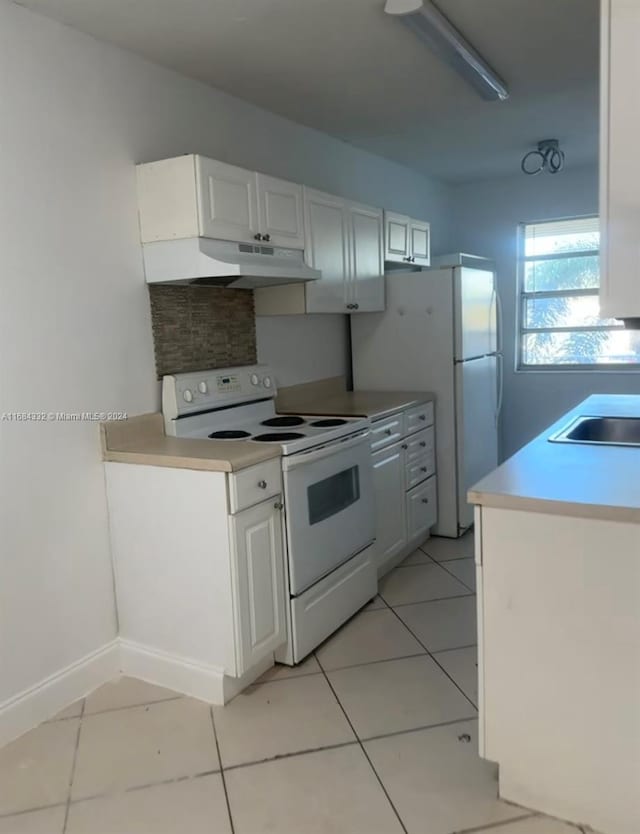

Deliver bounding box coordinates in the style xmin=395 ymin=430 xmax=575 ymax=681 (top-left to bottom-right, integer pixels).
xmin=282 ymin=430 xmax=375 ymax=596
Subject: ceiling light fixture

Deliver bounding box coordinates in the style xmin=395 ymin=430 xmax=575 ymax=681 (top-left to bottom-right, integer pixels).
xmin=521 ymin=139 xmax=565 ymax=175
xmin=384 ymin=0 xmax=509 ymax=102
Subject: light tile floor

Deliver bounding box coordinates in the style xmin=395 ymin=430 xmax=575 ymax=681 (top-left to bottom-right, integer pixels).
xmin=0 ymin=533 xmax=589 ymax=834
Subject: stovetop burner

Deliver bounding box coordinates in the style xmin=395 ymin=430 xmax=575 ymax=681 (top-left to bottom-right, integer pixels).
xmin=253 ymin=432 xmax=306 ymax=442
xmin=310 ymin=418 xmax=349 ymax=427
xmin=261 ymin=416 xmax=306 ymax=428
xmin=208 ymin=430 xmax=252 ymax=439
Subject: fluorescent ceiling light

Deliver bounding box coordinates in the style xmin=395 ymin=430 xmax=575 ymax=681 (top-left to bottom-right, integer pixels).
xmin=384 ymin=0 xmax=509 ymax=102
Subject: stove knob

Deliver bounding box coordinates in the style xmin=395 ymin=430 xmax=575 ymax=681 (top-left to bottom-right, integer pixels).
xmin=183 ymin=389 xmax=193 ymax=403
xmin=263 ymin=376 xmax=272 ymax=389
xmin=198 ymin=381 xmax=208 ymax=394
xmin=250 ymin=373 xmax=260 ymax=386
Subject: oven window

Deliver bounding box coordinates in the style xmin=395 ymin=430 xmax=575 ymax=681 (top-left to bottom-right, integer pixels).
xmin=307 ymin=466 xmax=360 ymax=525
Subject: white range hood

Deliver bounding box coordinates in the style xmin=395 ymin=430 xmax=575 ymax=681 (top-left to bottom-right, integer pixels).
xmin=142 ymin=237 xmax=320 ymax=289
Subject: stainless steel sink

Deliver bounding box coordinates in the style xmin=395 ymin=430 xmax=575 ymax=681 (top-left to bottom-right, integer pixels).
xmin=549 ymin=415 xmax=640 ymax=447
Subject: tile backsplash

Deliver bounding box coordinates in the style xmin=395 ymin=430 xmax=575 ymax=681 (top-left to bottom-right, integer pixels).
xmin=148 ymin=285 xmax=257 ymax=378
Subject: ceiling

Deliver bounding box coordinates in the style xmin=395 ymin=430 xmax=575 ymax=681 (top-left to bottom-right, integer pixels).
xmin=16 ymin=0 xmax=600 ymax=183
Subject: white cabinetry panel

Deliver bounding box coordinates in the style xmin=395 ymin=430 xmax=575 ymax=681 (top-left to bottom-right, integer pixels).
xmin=348 ymin=201 xmax=384 ymax=312
xmin=303 ymin=187 xmax=350 ymax=313
xmin=230 ymin=498 xmax=286 ymax=675
xmin=384 ymin=211 xmax=411 ymax=262
xmin=410 ymin=219 xmax=431 ymax=266
xmin=406 ymin=476 xmax=437 ymax=541
xmin=256 ymin=174 xmax=304 ymax=249
xmin=195 ymin=157 xmax=259 ymax=244
xmin=372 ymin=443 xmax=407 ymax=572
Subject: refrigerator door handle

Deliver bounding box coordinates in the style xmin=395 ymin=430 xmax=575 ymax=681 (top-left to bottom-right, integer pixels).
xmin=496 ymin=289 xmax=503 ymax=353
xmin=496 ymin=354 xmax=504 ymax=426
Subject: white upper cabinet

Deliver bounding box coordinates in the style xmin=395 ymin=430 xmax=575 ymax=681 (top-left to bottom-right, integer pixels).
xmin=256 ymin=174 xmax=305 ymax=249
xmin=384 ymin=211 xmax=411 ymax=262
xmin=137 ymin=155 xmax=303 ymax=248
xmin=384 ymin=210 xmax=431 ymax=266
xmin=599 ymin=0 xmax=640 ymax=319
xmin=303 ymin=188 xmax=350 ymax=314
xmin=347 ymin=201 xmax=385 ymax=312
xmin=409 ymin=219 xmax=431 ymax=266
xmin=196 ymin=157 xmax=260 ymax=244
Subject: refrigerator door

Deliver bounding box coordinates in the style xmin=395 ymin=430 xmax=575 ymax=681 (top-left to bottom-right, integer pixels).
xmin=455 ymin=355 xmax=499 ymax=533
xmin=454 ymin=267 xmax=497 ymax=361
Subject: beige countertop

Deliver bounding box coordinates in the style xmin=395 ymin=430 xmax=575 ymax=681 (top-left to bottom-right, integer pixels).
xmin=276 ymin=377 xmax=435 ymax=421
xmin=101 ymin=413 xmax=280 ymax=473
xmin=469 ymin=394 xmax=640 ymax=523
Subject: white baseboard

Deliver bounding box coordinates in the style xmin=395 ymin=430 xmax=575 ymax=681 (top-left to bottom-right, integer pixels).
xmin=120 ymin=639 xmax=234 ymax=705
xmin=0 ymin=640 xmax=121 ymax=747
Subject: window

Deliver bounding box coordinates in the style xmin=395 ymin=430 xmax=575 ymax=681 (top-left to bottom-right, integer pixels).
xmin=517 ymin=216 xmax=640 ymax=368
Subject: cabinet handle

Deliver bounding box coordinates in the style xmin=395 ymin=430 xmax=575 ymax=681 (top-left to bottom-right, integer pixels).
xmin=274 ymin=501 xmax=284 ymax=510
xmin=346 ymin=303 xmax=354 ymax=310
xmin=403 ymin=256 xmax=412 ymax=262
xmin=254 ymin=233 xmax=264 ymax=241
xmin=421 ymin=498 xmax=429 ymax=504
xmin=420 ymin=441 xmax=427 ymax=447
xmin=418 ymin=414 xmax=426 ymax=421
xmin=258 ymin=480 xmax=267 ymax=489
xmin=401 ymin=443 xmax=408 ymax=450
xmin=263 ymin=234 xmax=271 ymax=242
xmin=420 ymin=467 xmax=428 ymax=473
xmin=353 ymin=303 xmax=359 ymax=310
xmin=384 ymin=429 xmax=392 ymax=436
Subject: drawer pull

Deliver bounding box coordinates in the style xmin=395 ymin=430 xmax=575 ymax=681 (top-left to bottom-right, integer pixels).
xmin=258 ymin=480 xmax=268 ymax=489
xmin=418 ymin=414 xmax=426 ymax=421
xmin=420 ymin=467 xmax=428 ymax=473
xmin=420 ymin=441 xmax=427 ymax=447
xmin=384 ymin=429 xmax=392 ymax=436
xmin=274 ymin=501 xmax=284 ymax=510
xmin=421 ymin=498 xmax=429 ymax=504
xmin=401 ymin=443 xmax=408 ymax=450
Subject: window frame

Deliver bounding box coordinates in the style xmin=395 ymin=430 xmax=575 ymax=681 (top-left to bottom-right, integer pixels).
xmin=516 ymin=216 xmax=639 ymax=372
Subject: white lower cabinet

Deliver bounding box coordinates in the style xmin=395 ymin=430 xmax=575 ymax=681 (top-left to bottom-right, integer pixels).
xmin=372 ymin=443 xmax=407 ymax=572
xmin=370 ymin=401 xmax=437 ymax=576
xmin=230 ymin=497 xmax=287 ymax=675
xmin=104 ymin=460 xmax=287 ymax=705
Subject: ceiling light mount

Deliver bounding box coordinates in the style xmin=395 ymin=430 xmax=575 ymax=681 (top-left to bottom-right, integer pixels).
xmin=384 ymin=0 xmax=509 ymax=102
xmin=521 ymin=139 xmax=565 ymax=176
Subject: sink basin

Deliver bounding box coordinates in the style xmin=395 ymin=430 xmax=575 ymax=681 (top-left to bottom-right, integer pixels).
xmin=549 ymin=415 xmax=640 ymax=447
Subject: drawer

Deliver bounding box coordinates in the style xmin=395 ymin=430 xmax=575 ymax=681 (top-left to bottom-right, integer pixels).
xmin=405 ymin=401 xmax=434 ymax=435
xmin=370 ymin=412 xmax=405 ymax=452
xmin=405 ymin=454 xmax=436 ymax=491
xmin=228 ymin=459 xmax=282 ymax=513
xmin=404 ymin=426 xmax=435 ymax=465
xmin=406 ymin=476 xmax=437 ymax=541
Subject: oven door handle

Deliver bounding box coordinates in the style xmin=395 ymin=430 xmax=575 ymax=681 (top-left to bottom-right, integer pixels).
xmin=281 ymin=430 xmax=371 ymax=470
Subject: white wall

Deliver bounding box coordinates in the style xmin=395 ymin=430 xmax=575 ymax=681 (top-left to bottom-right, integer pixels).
xmin=449 ymin=165 xmax=639 ymax=458
xmin=0 ymin=0 xmax=451 ymax=709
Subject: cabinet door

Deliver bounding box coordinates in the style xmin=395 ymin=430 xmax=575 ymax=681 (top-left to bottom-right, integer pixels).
xmin=195 ymin=157 xmax=259 ymax=244
xmin=372 ymin=443 xmax=407 ymax=574
xmin=409 ymin=219 xmax=431 ymax=266
xmin=600 ymin=0 xmax=640 ymax=318
xmin=303 ymin=187 xmax=350 ymax=313
xmin=348 ymin=201 xmax=385 ymax=312
xmin=384 ymin=211 xmax=411 ymax=263
xmin=230 ymin=498 xmax=287 ymax=675
xmin=406 ymin=476 xmax=437 ymax=542
xmin=256 ymin=174 xmax=305 ymax=249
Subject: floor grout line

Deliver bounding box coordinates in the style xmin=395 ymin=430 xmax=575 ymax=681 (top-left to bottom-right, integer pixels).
xmin=209 ymin=707 xmax=235 ymax=834
xmin=431 ymin=643 xmax=478 ymax=655
xmin=316 ymin=664 xmax=409 ymax=834
xmin=49 ymin=695 xmax=184 ymax=722
xmin=386 ymin=605 xmax=479 ymax=711
xmin=61 ymin=697 xmax=85 ymax=833
xmin=433 ymin=558 xmax=476 ymax=594
xmin=0 ymin=802 xmax=68 ymax=821
xmin=383 ymin=591 xmax=475 ymax=609
xmin=451 ymin=811 xmax=536 ymax=833
xmin=222 ymin=739 xmax=360 ymax=773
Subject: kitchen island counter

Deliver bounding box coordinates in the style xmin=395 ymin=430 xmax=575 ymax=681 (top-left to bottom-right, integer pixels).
xmin=469 ymin=393 xmax=640 ymax=523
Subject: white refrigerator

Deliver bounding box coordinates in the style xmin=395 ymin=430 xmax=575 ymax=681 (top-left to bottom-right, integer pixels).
xmin=350 ymin=255 xmax=502 ymax=538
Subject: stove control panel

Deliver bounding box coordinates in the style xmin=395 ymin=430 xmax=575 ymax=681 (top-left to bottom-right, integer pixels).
xmin=162 ymin=364 xmax=277 ymax=426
